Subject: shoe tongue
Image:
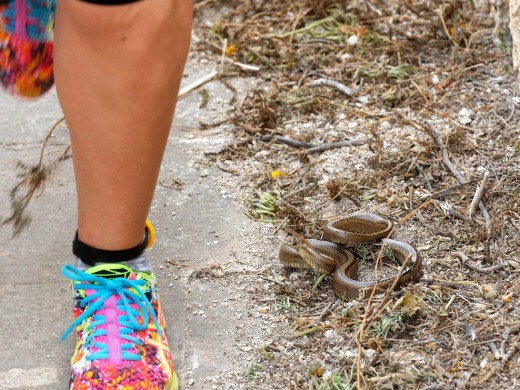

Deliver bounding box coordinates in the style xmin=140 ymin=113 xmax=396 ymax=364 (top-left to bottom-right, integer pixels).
xmin=86 ymin=263 xmax=134 ymax=280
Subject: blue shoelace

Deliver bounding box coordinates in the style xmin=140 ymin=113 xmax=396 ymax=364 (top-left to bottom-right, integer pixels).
xmin=61 ymin=265 xmax=161 ymax=361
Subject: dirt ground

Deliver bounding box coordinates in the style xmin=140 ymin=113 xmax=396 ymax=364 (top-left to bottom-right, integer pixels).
xmin=186 ymin=1 xmax=520 ymax=389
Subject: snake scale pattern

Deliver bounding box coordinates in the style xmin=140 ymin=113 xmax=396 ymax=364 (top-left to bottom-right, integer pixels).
xmin=278 ymin=212 xmax=422 ymax=300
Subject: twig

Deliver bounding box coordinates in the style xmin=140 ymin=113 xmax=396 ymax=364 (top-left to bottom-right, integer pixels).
xmin=272 ymin=216 xmax=289 ymax=235
xmin=468 ymin=170 xmax=490 ymax=220
xmin=3 ymin=117 xmax=69 ymax=236
xmin=506 ymin=99 xmax=516 ymax=123
xmin=431 ymin=199 xmax=474 ymax=224
xmin=37 ymin=118 xmax=67 ymax=165
xmin=307 ymin=139 xmax=366 ymax=154
xmin=225 ymin=57 xmax=261 ymax=72
xmin=421 ymin=384 xmax=447 ymax=390
xmin=312 ymin=274 xmax=327 ymax=291
xmin=501 ymin=324 xmax=520 ymax=363
xmin=307 ymin=78 xmax=354 ymax=96
xmin=398 ymin=199 xmax=432 ymax=224
xmin=416 ymin=120 xmax=466 ymax=183
xmin=356 ymin=237 xmax=396 ymax=388
xmin=478 ymin=367 xmax=495 ymax=384
xmin=193 ymin=0 xmax=213 ymax=9
xmin=451 ymin=252 xmax=510 ymax=273
xmin=318 ymin=182 xmax=351 ymax=210
xmin=216 ymin=158 xmax=239 ymax=175
xmin=366 ymin=373 xmax=408 ymax=383
xmin=365 ymin=244 xmax=413 ymax=326
xmin=273 ymin=136 xmax=365 ymax=153
xmin=274 ymin=137 xmax=314 ymax=149
xmin=260 ymin=276 xmax=285 ymax=286
xmin=284 ymin=183 xmax=317 ymax=199
xmin=159 ymin=176 xmax=184 ymax=189
xmin=428 ymin=180 xmax=481 ymax=199
xmin=165 ymin=259 xmax=193 ymax=267
xmin=444 ymin=116 xmax=481 ymax=133
xmin=403 ymin=117 xmax=491 ymax=231
xmin=178 ymin=70 xmax=219 ymax=99
xmin=487 ymin=341 xmax=501 ymax=360
xmin=318 ymin=300 xmax=337 ymax=321
xmin=445 ymin=294 xmax=456 ymax=311
xmin=274 ymin=16 xmax=336 ymax=39
xmin=291 ymin=326 xmax=326 ymax=338
xmin=500 ymin=328 xmax=510 ymax=360
xmin=220 ymin=38 xmax=227 ymax=68
xmin=208 ymin=39 xmax=261 ymax=72
xmin=438 ymin=9 xmax=461 ymax=49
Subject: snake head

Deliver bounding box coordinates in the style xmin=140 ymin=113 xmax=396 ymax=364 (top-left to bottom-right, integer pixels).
xmin=279 ymin=228 xmax=319 ymax=255
xmin=281 ymin=228 xmax=311 ymax=248
xmin=276 ymin=232 xmax=297 ymax=247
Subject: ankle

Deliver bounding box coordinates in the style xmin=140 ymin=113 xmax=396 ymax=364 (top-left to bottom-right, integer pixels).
xmin=74 ymin=252 xmax=153 ymax=274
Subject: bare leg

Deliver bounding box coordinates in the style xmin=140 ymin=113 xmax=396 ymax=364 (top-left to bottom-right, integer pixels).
xmin=54 ymin=0 xmax=192 ymax=250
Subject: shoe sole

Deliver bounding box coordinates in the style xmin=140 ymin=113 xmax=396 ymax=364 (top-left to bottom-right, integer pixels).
xmin=170 ymin=371 xmax=179 ymax=390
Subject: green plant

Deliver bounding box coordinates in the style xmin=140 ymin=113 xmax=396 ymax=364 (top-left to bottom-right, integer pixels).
xmin=246 ymin=363 xmax=263 ymax=379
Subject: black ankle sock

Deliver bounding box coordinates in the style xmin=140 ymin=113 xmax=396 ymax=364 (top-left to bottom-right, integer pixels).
xmin=73 ymin=226 xmax=151 ymax=267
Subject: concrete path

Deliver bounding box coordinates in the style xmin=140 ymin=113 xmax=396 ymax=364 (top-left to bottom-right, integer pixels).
xmin=0 ymin=62 xmax=266 ymax=389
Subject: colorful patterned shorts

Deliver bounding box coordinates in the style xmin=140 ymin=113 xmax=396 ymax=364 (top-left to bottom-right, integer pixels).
xmin=0 ymin=0 xmax=142 ymax=97
xmin=0 ymin=0 xmax=55 ymax=97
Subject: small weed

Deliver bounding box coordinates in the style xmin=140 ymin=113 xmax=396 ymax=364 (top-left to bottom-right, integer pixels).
xmin=329 ymin=374 xmax=356 ymax=390
xmin=387 ymin=64 xmax=414 ymax=79
xmin=369 ymin=314 xmax=401 ymax=339
xmin=361 ymin=30 xmax=393 ymax=48
xmin=246 ymin=363 xmax=263 ymax=379
xmin=209 ymin=19 xmax=226 ymax=37
xmin=198 ymin=89 xmax=209 ymax=109
xmin=247 ymin=190 xmax=283 ymax=222
xmin=274 ymin=296 xmax=296 ymax=313
xmin=360 ymin=189 xmax=376 ymax=201
xmin=258 ymin=346 xmax=273 ymax=361
xmin=310 ymin=369 xmax=355 ymax=390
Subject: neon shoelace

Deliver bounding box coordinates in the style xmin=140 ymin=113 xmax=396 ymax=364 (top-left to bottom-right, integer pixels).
xmin=61 ymin=265 xmax=161 ymax=361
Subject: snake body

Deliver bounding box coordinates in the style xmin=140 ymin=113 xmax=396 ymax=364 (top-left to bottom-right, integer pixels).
xmin=279 ymin=212 xmax=421 ymax=300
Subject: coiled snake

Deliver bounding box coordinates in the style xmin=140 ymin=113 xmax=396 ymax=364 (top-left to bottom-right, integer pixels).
xmin=278 ymin=212 xmax=422 ymax=300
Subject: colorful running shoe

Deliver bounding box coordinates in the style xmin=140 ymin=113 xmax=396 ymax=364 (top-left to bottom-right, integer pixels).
xmin=61 ymin=263 xmax=178 ymax=390
xmin=0 ymin=0 xmax=55 ymax=97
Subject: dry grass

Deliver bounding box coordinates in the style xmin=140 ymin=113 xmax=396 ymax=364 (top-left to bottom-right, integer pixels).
xmin=196 ymin=0 xmax=520 ymax=388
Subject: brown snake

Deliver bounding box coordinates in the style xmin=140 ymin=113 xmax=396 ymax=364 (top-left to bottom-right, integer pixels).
xmin=278 ymin=212 xmax=422 ymax=300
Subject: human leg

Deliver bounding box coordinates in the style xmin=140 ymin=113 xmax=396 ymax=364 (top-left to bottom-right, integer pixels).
xmin=53 ymin=1 xmax=192 ymax=388
xmin=54 ymin=0 xmax=192 ymax=250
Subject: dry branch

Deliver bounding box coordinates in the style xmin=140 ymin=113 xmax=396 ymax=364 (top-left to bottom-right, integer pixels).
xmin=501 ymin=324 xmax=520 ymax=363
xmin=403 ymin=117 xmax=491 ymax=231
xmin=307 ymin=78 xmax=355 ymax=96
xmin=307 ymin=139 xmax=366 ymax=153
xmin=178 ymin=70 xmax=219 ymax=99
xmin=432 ymin=200 xmax=474 ymax=224
xmin=274 ymin=136 xmax=314 ymax=149
xmin=272 ymin=136 xmax=365 ymax=153
xmin=2 ymin=117 xmax=70 ymax=236
xmin=451 ymin=252 xmax=510 ymax=274
xmin=421 ymin=384 xmax=447 ymax=390
xmin=468 ymin=170 xmax=490 ymax=220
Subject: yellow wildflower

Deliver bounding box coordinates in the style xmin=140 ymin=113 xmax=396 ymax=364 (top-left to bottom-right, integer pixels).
xmin=271 ymin=170 xmax=285 ymax=179
xmin=225 ymin=43 xmax=238 ymax=56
